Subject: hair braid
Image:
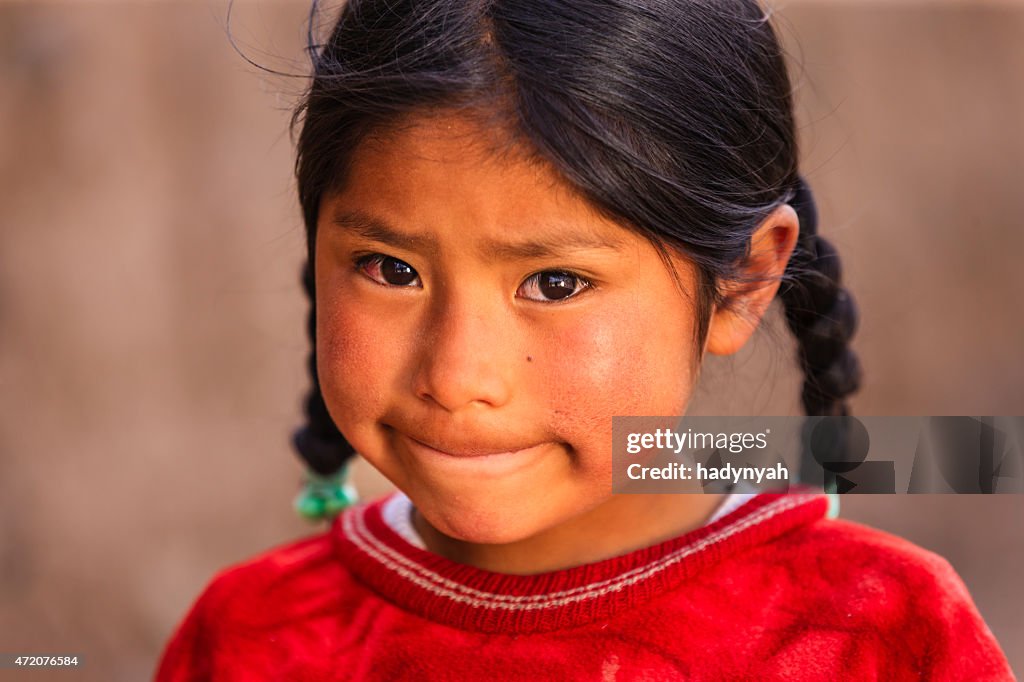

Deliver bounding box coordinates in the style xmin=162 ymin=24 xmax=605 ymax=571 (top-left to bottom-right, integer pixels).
xmin=292 ymin=261 xmax=356 ymax=476
xmin=780 ymin=178 xmax=863 ymax=420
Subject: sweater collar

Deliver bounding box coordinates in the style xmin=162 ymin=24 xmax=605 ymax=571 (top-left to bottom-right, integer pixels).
xmin=332 ymin=490 xmax=828 ymax=634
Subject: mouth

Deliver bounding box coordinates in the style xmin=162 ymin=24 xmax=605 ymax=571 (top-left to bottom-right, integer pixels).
xmin=386 ymin=427 xmax=562 ymax=481
xmin=403 ymin=433 xmax=548 ymax=459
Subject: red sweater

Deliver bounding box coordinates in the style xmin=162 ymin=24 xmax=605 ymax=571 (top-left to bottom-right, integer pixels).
xmin=156 ymin=492 xmax=1015 ymax=680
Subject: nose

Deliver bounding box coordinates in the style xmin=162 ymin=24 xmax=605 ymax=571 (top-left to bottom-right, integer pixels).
xmin=412 ymin=290 xmax=515 ymax=412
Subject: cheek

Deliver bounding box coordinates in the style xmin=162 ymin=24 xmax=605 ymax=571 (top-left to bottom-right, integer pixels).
xmin=537 ymin=301 xmax=697 ymax=464
xmin=315 ymin=295 xmax=396 ymax=434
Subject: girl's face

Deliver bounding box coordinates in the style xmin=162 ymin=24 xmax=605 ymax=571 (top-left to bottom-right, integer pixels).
xmin=315 ymin=114 xmax=705 ymax=546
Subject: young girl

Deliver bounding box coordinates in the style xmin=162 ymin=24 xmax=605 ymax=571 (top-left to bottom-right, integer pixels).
xmin=158 ymin=0 xmax=1015 ymax=679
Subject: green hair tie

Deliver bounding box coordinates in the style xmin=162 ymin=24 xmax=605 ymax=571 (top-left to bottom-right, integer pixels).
xmin=825 ymin=492 xmax=841 ymax=519
xmin=294 ymin=465 xmax=358 ymax=520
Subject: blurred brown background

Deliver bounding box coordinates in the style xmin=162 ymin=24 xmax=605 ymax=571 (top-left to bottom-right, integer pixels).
xmin=0 ymin=0 xmax=1021 ymax=679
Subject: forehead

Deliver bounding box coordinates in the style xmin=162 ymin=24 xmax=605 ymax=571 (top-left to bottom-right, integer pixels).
xmin=361 ymin=110 xmax=538 ymax=170
xmin=324 ymin=112 xmax=636 ymax=248
xmin=350 ymin=113 xmax=574 ymax=201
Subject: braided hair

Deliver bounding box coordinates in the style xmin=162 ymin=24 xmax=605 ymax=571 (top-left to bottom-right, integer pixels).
xmin=293 ymin=260 xmax=353 ymax=476
xmin=290 ymin=0 xmax=862 ymax=484
xmin=782 ymin=179 xmax=862 ymax=420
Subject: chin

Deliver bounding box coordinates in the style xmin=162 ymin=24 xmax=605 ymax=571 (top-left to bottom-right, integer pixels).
xmin=421 ymin=496 xmax=549 ymax=547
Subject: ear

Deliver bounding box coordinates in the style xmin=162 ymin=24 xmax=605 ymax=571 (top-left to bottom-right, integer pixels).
xmin=705 ymin=204 xmax=800 ymax=356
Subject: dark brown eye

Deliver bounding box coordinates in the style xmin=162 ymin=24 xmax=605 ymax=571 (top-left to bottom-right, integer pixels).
xmin=358 ymin=255 xmax=421 ymax=287
xmin=517 ymin=270 xmax=591 ymax=302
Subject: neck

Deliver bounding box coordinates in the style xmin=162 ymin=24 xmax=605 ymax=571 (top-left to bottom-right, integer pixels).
xmin=411 ymin=493 xmax=725 ymax=575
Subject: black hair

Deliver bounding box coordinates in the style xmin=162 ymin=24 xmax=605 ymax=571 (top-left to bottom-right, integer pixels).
xmin=290 ymin=0 xmax=861 ymax=479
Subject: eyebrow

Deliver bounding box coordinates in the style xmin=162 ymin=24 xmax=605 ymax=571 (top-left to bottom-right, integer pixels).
xmin=330 ymin=209 xmax=626 ymax=260
xmin=332 ymin=210 xmax=439 ymax=255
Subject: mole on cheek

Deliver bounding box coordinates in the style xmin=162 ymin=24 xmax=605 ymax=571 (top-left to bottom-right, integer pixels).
xmin=526 ymin=356 xmax=533 ymax=362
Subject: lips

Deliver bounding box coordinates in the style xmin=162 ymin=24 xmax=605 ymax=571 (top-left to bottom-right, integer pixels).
xmin=382 ymin=421 xmax=545 ymax=458
xmin=404 ymin=433 xmax=546 ymax=459
xmin=387 ymin=427 xmax=557 ymax=481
